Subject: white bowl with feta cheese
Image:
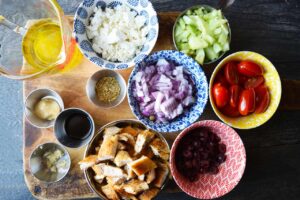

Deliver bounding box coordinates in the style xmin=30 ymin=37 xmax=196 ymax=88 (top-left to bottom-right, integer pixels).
xmin=74 ymin=0 xmax=159 ymax=70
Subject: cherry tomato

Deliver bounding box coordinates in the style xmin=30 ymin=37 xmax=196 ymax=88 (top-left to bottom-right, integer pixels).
xmin=255 ymin=85 xmax=270 ymax=113
xmin=238 ymin=88 xmax=256 ymax=115
xmin=213 ymin=83 xmax=229 ymax=108
xmin=244 ymin=76 xmax=265 ymax=89
xmin=229 ymin=85 xmax=241 ymax=108
xmin=221 ymin=104 xmax=240 ymax=117
xmin=224 ymin=62 xmax=239 ymax=85
xmin=239 ymin=75 xmax=248 ymax=85
xmin=215 ymin=70 xmax=228 ymax=87
xmin=237 ymin=61 xmax=263 ymax=77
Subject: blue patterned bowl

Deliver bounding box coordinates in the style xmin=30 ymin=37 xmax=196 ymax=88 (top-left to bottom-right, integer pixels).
xmin=74 ymin=0 xmax=159 ymax=70
xmin=128 ymin=50 xmax=208 ymax=133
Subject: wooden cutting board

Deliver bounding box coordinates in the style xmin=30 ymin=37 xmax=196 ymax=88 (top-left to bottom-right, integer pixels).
xmin=23 ymin=12 xmax=300 ymax=199
xmin=23 ymin=12 xmax=180 ymax=199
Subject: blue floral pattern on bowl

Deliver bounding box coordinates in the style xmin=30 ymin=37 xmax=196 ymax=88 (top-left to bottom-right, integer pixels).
xmin=74 ymin=0 xmax=158 ymax=70
xmin=77 ymin=7 xmax=88 ymax=19
xmin=140 ymin=0 xmax=148 ymax=7
xmin=127 ymin=0 xmax=139 ymax=6
xmin=83 ymin=0 xmax=95 ymax=7
xmin=128 ymin=50 xmax=209 ymax=133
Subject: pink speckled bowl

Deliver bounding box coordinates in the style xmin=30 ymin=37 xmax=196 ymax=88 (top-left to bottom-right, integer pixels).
xmin=170 ymin=120 xmax=246 ymax=199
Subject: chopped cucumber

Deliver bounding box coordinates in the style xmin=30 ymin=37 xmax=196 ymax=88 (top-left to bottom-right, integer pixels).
xmin=214 ymin=27 xmax=222 ymax=35
xmin=182 ymin=15 xmax=192 ymax=24
xmin=213 ymin=43 xmax=222 ymax=54
xmin=218 ymin=33 xmax=227 ymax=44
xmin=188 ymin=35 xmax=208 ymax=50
xmin=205 ymin=47 xmax=218 ymax=61
xmin=202 ymin=34 xmax=215 ymax=45
xmin=174 ymin=7 xmax=230 ymax=64
xmin=186 ymin=25 xmax=200 ymax=36
xmin=223 ymin=42 xmax=230 ymax=51
xmin=178 ymin=18 xmax=186 ymax=29
xmin=175 ymin=26 xmax=184 ymax=37
xmin=186 ymin=10 xmax=192 ymax=15
xmin=178 ymin=42 xmax=190 ymax=50
xmin=195 ymin=49 xmax=205 ymax=64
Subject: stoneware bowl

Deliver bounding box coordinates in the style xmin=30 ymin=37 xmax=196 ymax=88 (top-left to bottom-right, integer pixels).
xmin=86 ymin=69 xmax=127 ymax=108
xmin=170 ymin=120 xmax=246 ymax=199
xmin=25 ymin=88 xmax=64 ymax=128
xmin=127 ymin=50 xmax=208 ymax=133
xmin=54 ymin=108 xmax=95 ymax=148
xmin=74 ymin=0 xmax=159 ymax=69
xmin=172 ymin=5 xmax=231 ymax=65
xmin=209 ymin=51 xmax=282 ymax=129
xmin=83 ymin=119 xmax=170 ymax=199
xmin=29 ymin=142 xmax=71 ymax=183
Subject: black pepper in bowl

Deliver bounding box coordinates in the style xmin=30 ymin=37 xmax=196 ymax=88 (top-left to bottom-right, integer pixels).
xmin=175 ymin=128 xmax=227 ymax=182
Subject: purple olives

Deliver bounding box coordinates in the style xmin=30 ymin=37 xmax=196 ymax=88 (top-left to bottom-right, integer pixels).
xmin=175 ymin=128 xmax=227 ymax=182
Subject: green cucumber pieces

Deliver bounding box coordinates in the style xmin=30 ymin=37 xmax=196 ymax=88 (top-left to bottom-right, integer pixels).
xmin=174 ymin=7 xmax=230 ymax=64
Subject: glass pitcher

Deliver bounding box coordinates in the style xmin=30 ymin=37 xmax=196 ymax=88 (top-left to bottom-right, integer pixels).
xmin=0 ymin=0 xmax=82 ymax=80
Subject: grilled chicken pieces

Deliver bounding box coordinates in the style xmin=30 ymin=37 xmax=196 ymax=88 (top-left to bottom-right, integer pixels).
xmin=79 ymin=125 xmax=170 ymax=200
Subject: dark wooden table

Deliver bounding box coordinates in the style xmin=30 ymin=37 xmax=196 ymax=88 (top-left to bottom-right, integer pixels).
xmin=153 ymin=0 xmax=300 ymax=199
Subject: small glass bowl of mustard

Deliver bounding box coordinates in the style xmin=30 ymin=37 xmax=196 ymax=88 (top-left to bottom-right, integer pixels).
xmin=86 ymin=69 xmax=127 ymax=108
xmin=25 ymin=88 xmax=64 ymax=128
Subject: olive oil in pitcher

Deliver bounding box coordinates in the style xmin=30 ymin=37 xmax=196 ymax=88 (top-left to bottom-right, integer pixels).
xmin=22 ymin=19 xmax=64 ymax=69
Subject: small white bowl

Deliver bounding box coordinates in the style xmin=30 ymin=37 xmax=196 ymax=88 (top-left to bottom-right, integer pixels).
xmin=25 ymin=88 xmax=64 ymax=128
xmin=86 ymin=69 xmax=127 ymax=108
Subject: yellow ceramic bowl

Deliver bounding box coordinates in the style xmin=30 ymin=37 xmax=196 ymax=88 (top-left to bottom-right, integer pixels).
xmin=209 ymin=51 xmax=282 ymax=129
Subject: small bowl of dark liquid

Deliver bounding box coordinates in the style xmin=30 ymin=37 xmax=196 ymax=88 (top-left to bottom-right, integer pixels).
xmin=54 ymin=108 xmax=95 ymax=148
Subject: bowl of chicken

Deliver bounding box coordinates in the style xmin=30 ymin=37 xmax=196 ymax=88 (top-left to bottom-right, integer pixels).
xmin=79 ymin=119 xmax=170 ymax=200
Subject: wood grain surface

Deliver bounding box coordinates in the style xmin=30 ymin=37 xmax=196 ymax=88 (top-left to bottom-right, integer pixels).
xmin=23 ymin=11 xmax=300 ymax=200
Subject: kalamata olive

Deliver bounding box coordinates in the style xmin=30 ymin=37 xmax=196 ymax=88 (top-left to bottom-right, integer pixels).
xmin=183 ymin=149 xmax=193 ymax=158
xmin=184 ymin=160 xmax=193 ymax=168
xmin=198 ymin=147 xmax=204 ymax=152
xmin=187 ymin=145 xmax=193 ymax=151
xmin=192 ymin=159 xmax=200 ymax=168
xmin=200 ymin=160 xmax=209 ymax=168
xmin=216 ymin=154 xmax=226 ymax=163
xmin=175 ymin=128 xmax=227 ymax=181
xmin=198 ymin=167 xmax=205 ymax=174
xmin=218 ymin=143 xmax=226 ymax=153
xmin=214 ymin=135 xmax=221 ymax=143
xmin=193 ymin=151 xmax=199 ymax=158
xmin=201 ymin=152 xmax=209 ymax=159
xmin=199 ymin=130 xmax=208 ymax=138
xmin=193 ymin=141 xmax=200 ymax=147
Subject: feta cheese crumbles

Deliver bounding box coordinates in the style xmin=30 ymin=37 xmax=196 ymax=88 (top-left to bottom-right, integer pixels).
xmin=87 ymin=5 xmax=149 ymax=62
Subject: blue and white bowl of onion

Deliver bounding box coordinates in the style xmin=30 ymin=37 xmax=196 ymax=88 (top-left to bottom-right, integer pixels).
xmin=128 ymin=50 xmax=208 ymax=133
xmin=74 ymin=0 xmax=159 ymax=70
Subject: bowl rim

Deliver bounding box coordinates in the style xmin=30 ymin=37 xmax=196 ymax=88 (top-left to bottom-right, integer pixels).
xmin=86 ymin=69 xmax=127 ymax=108
xmin=29 ymin=142 xmax=71 ymax=183
xmin=73 ymin=0 xmax=159 ymax=70
xmin=169 ymin=120 xmax=246 ymax=199
xmin=83 ymin=119 xmax=170 ymax=199
xmin=24 ymin=88 xmax=65 ymax=129
xmin=127 ymin=50 xmax=209 ymax=133
xmin=209 ymin=51 xmax=282 ymax=129
xmin=172 ymin=4 xmax=232 ymax=65
xmin=53 ymin=107 xmax=95 ymax=148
